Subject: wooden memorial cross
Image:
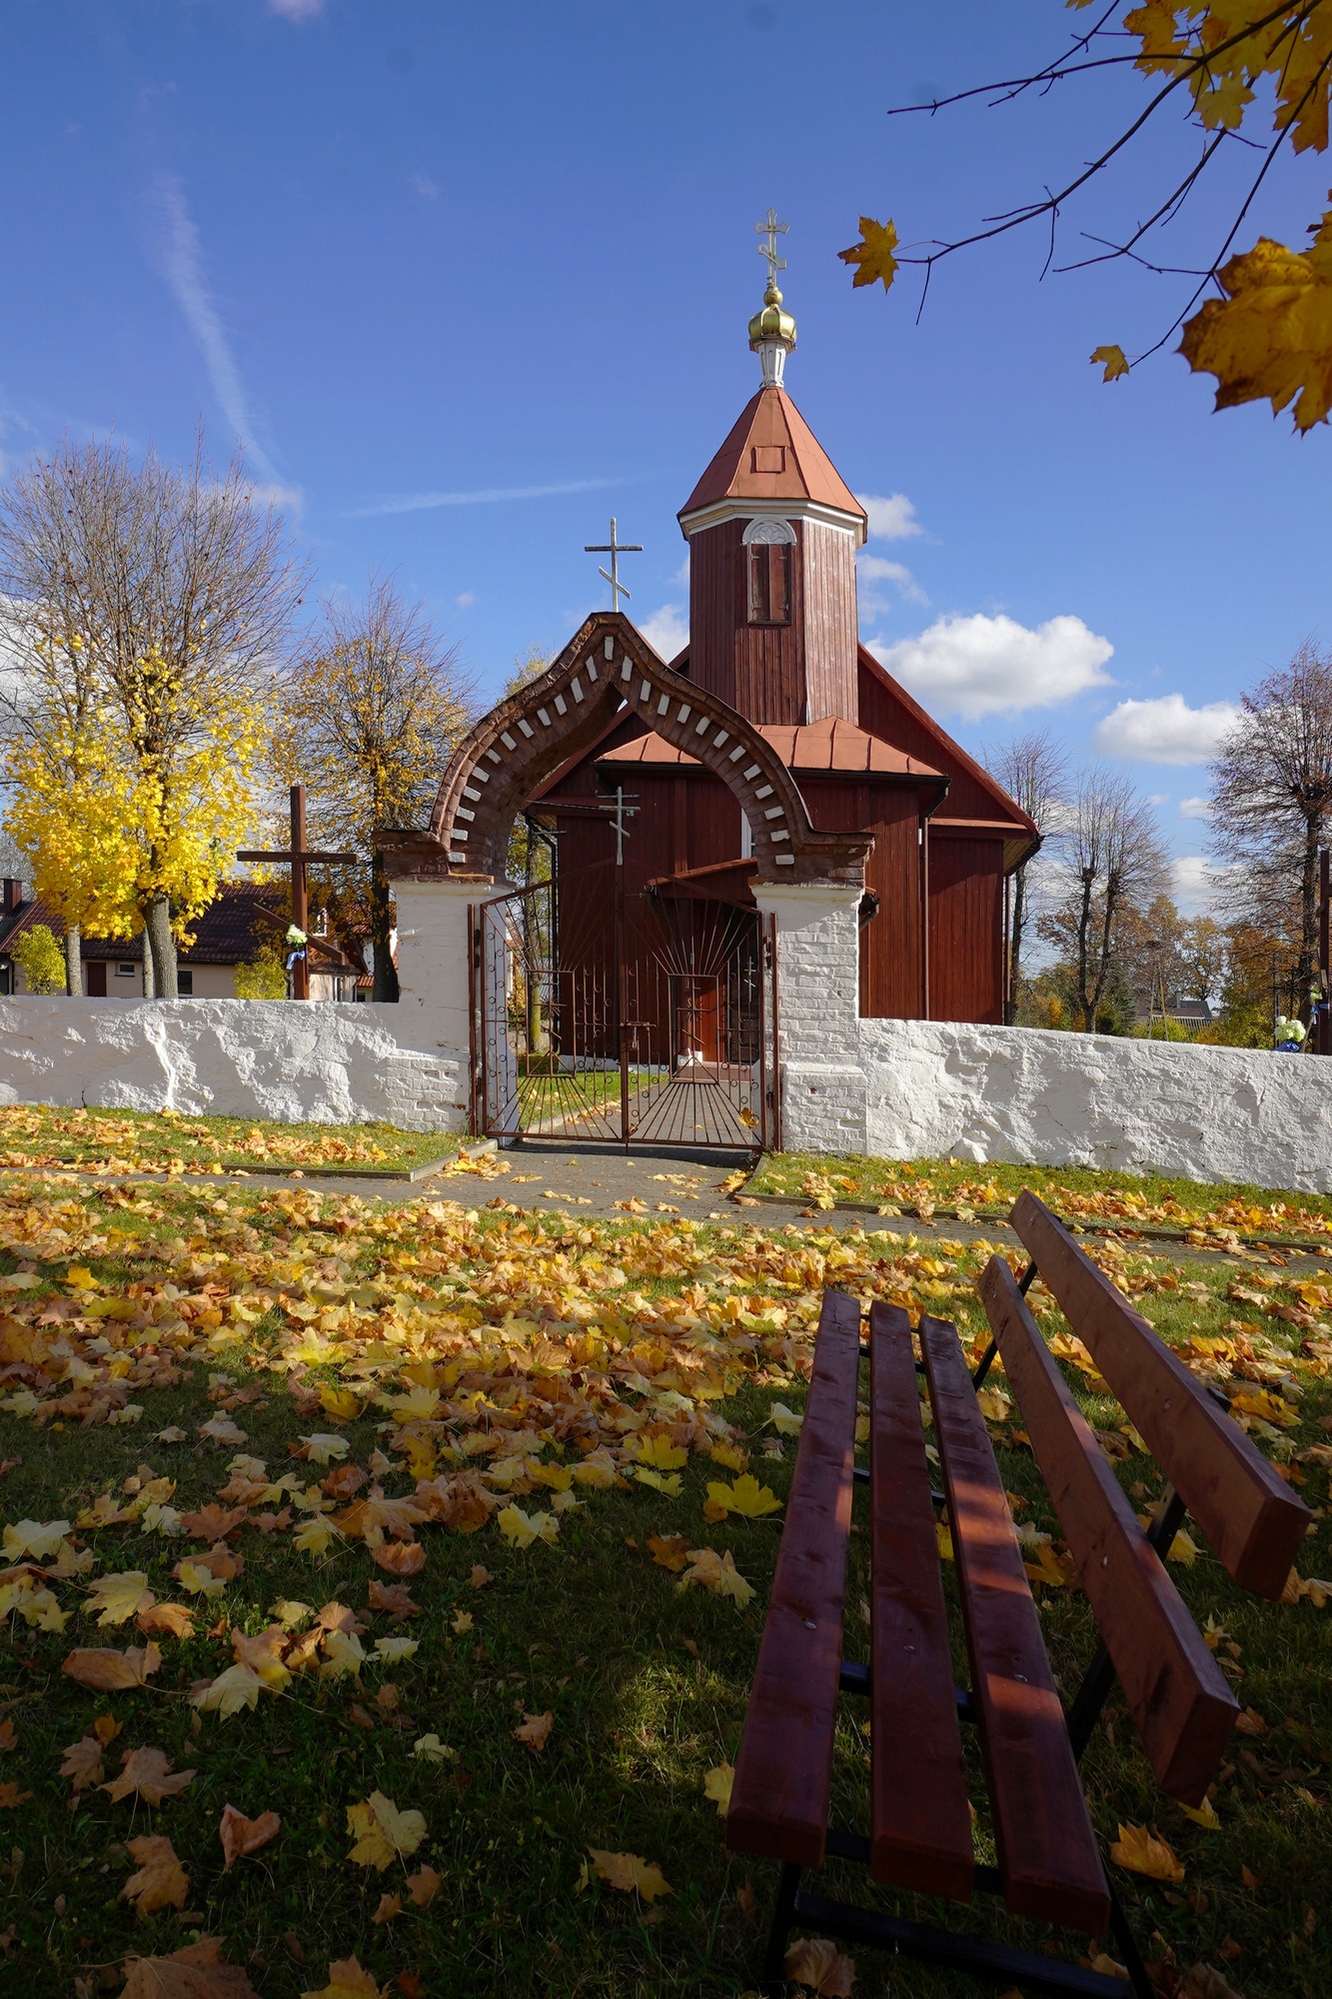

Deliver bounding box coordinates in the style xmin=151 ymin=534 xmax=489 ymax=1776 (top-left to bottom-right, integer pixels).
xmin=237 ymin=784 xmax=355 ymax=1000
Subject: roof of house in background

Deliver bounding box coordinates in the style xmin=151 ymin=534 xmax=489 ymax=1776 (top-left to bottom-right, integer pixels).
xmin=0 ymin=881 xmax=286 ymax=965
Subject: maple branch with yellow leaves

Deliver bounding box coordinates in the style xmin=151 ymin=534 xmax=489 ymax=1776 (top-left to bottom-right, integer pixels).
xmin=841 ymin=2 xmax=1332 ymax=431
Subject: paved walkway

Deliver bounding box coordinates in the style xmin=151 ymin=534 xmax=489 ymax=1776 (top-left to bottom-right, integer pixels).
xmin=6 ymin=1142 xmax=1324 ymax=1272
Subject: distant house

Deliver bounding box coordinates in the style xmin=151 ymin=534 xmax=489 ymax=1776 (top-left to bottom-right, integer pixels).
xmin=0 ymin=879 xmax=363 ymax=1000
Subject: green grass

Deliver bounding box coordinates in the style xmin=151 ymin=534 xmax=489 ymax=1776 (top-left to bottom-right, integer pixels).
xmin=0 ymin=1104 xmax=461 ymax=1177
xmin=0 ymin=1166 xmax=1328 ymax=1996
xmin=747 ymin=1151 xmax=1332 ymax=1243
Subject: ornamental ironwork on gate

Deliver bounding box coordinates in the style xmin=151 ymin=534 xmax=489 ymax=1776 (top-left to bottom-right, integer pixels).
xmin=468 ymin=858 xmax=778 ymax=1150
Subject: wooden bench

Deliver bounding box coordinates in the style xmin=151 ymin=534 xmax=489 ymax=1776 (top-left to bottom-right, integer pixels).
xmin=727 ymin=1191 xmax=1311 ymax=1998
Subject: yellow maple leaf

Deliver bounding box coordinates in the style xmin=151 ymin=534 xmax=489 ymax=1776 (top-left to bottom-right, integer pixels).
xmin=496 ymin=1504 xmax=558 ymax=1548
xmin=705 ymin=1473 xmax=782 ymax=1519
xmin=86 ymin=1571 xmax=154 ymax=1627
xmin=680 ymin=1546 xmax=756 ymax=1607
xmin=174 ymin=1560 xmax=226 ymax=1599
xmin=769 ymin=1401 xmax=804 ymax=1435
xmin=704 ymin=1762 xmax=734 ymax=1815
xmin=1180 ymin=220 xmax=1332 ymax=432
xmin=634 ymin=1468 xmax=683 ymax=1497
xmin=636 ymin=1434 xmax=687 ymax=1470
xmin=119 ymin=1833 xmax=189 ymax=1916
xmin=318 ymin=1384 xmax=362 ymax=1422
xmin=346 ymin=1791 xmax=426 ymax=1870
xmin=1179 ymin=1796 xmax=1221 ymax=1830
xmin=1091 ymin=343 xmax=1130 ymax=382
xmin=839 ymin=216 xmax=899 ymax=293
xmin=190 ymin=1663 xmax=267 ymax=1719
xmin=1110 ymin=1822 xmax=1185 ymax=1883
xmin=587 ymin=1847 xmax=672 ymax=1902
xmin=301 ymin=1957 xmax=385 ymax=1999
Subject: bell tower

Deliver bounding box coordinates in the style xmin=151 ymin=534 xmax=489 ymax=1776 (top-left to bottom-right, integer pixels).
xmin=677 ymin=218 xmax=866 ymax=726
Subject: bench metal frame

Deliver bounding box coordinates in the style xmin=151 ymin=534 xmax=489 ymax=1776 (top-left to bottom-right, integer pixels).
xmin=756 ymin=1257 xmax=1204 ymax=1999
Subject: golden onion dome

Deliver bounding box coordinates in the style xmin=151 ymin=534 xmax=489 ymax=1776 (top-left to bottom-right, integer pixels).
xmin=748 ymin=278 xmax=796 ymax=352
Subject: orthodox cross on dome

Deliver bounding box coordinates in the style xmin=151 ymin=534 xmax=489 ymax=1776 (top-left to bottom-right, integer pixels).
xmin=584 ymin=517 xmax=643 ymax=612
xmin=756 ymin=208 xmax=788 ymax=291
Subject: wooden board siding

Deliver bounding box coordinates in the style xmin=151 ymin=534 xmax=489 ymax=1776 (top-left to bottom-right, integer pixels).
xmin=928 ymin=833 xmax=1004 ymax=1023
xmin=799 ymin=778 xmax=925 ymax=1020
xmin=688 ymin=518 xmax=857 ymax=727
xmin=857 ymin=650 xmax=1035 ymax=839
xmin=801 ymin=520 xmax=859 ymax=723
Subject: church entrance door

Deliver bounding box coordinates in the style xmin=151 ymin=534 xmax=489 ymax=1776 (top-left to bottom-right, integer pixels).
xmin=469 ymin=860 xmax=777 ymax=1151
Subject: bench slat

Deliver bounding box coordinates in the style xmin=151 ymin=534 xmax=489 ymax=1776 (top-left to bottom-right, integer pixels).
xmin=726 ymin=1288 xmax=861 ymax=1868
xmin=868 ymin=1303 xmax=974 ymax=1901
xmin=981 ymin=1256 xmax=1239 ymax=1804
xmin=921 ymin=1312 xmax=1110 ymax=1934
xmin=1011 ymin=1192 xmax=1311 ymax=1598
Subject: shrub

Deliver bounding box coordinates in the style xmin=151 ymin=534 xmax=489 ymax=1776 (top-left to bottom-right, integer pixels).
xmin=233 ymin=944 xmax=287 ymax=1001
xmin=11 ymin=923 xmax=67 ymax=995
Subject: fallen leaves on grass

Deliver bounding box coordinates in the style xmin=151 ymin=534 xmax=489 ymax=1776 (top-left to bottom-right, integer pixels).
xmin=703 ymin=1473 xmax=781 ymax=1520
xmin=406 ymin=1865 xmax=441 ymax=1908
xmin=346 ymin=1792 xmax=427 ymax=1870
xmin=496 ymin=1504 xmax=558 ymax=1548
xmin=301 ymin=1959 xmax=385 ymax=1999
xmin=704 ymin=1763 xmax=734 ymax=1814
xmin=63 ymin=1641 xmax=162 ymax=1690
xmin=1110 ymin=1823 xmax=1186 ymax=1883
xmin=679 ymin=1546 xmax=756 ymax=1607
xmin=513 ymin=1710 xmax=554 ymax=1754
xmin=86 ymin=1570 xmax=156 ymax=1626
xmin=647 ymin=1532 xmax=690 ymax=1571
xmin=120 ymin=1833 xmax=189 ymax=1914
xmin=0 ymin=1781 xmax=31 ymax=1807
xmin=102 ymin=1745 xmax=197 ymax=1806
xmin=784 ymin=1936 xmax=857 ymax=1995
xmin=368 ymin=1580 xmax=419 ymax=1618
xmin=122 ymin=1935 xmax=260 ymax=1998
xmin=586 ymin=1848 xmax=672 ymax=1901
xmin=370 ymin=1893 xmax=401 ymax=1925
xmin=219 ymin=1804 xmax=281 ymax=1867
xmin=59 ymin=1734 xmax=105 ymax=1792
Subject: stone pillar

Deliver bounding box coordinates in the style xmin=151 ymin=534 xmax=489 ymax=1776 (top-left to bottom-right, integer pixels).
xmin=753 ymin=882 xmax=868 ymax=1155
xmin=392 ymin=880 xmax=480 ymax=1057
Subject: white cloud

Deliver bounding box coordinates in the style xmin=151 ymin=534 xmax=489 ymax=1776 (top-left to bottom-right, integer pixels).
xmin=856 ymin=492 xmax=922 ymax=540
xmin=346 ymin=477 xmax=616 ymax=519
xmin=869 ymin=612 xmax=1113 ymax=721
xmin=269 ymin=0 xmax=324 ymax=21
xmin=637 ymin=603 xmax=688 ymax=662
xmin=149 ymin=176 xmax=297 ymax=510
xmin=672 ymin=551 xmax=690 ymax=588
xmin=1179 ymin=795 xmax=1211 ymax=819
xmin=858 ymin=554 xmax=928 ymax=606
xmin=1172 ymin=856 xmax=1237 ymax=916
xmin=1093 ymin=693 xmax=1240 ymax=765
xmin=456 ymin=591 xmax=476 ymax=609
xmin=410 ymin=173 xmax=440 ymax=200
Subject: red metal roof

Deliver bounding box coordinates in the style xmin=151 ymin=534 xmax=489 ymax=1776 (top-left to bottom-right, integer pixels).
xmin=597 ymin=716 xmax=944 ymax=780
xmin=678 ymin=387 xmax=866 ymax=530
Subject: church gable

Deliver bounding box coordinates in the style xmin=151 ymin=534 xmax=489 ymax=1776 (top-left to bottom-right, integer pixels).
xmin=857 ymin=646 xmax=1037 ymax=849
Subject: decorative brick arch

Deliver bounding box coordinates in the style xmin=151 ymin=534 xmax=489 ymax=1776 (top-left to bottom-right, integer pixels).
xmin=379 ymin=610 xmax=868 ymax=886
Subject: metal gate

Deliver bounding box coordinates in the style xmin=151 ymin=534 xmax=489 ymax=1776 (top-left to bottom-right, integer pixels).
xmin=469 ymin=859 xmax=778 ymax=1149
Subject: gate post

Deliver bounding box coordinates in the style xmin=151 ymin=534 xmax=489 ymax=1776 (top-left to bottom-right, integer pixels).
xmin=393 ymin=877 xmax=479 ymax=1050
xmin=752 ymin=882 xmax=868 ymax=1156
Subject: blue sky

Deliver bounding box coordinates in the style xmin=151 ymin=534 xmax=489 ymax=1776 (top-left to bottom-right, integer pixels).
xmin=2 ymin=1 xmax=1329 ymax=907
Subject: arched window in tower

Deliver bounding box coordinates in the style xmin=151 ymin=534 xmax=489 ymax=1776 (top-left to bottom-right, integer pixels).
xmin=743 ymin=516 xmax=795 ymax=626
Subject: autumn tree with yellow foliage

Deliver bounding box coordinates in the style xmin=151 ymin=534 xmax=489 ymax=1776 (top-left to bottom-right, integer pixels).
xmin=0 ymin=436 xmax=304 ymax=996
xmin=843 ymin=3 xmax=1332 ymax=430
xmin=275 ymin=577 xmax=473 ymax=1002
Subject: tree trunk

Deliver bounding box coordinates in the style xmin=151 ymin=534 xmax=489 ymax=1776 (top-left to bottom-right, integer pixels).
xmin=370 ymin=853 xmax=399 ymax=1003
xmin=142 ymin=941 xmax=155 ymax=1000
xmin=1076 ymin=874 xmax=1095 ymax=1030
xmin=64 ymin=925 xmax=82 ymax=997
xmin=1300 ymin=808 xmax=1322 ymax=1022
xmin=145 ymin=896 xmax=178 ymax=997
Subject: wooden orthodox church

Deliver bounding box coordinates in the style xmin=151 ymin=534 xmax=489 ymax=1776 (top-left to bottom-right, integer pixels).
xmin=526 ymin=260 xmax=1038 ymax=1028
xmin=380 ymin=235 xmax=1040 ymax=1146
